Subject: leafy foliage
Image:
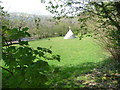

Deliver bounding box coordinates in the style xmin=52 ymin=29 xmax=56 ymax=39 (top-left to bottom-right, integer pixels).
xmin=45 ymin=1 xmax=120 ymax=88
xmin=85 ymin=2 xmax=120 ymax=62
xmin=46 ymin=1 xmax=120 ymax=62
xmin=1 ymin=6 xmax=60 ymax=88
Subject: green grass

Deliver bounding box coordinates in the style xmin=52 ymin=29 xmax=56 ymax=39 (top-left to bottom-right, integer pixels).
xmin=3 ymin=37 xmax=119 ymax=88
xmin=29 ymin=37 xmax=108 ymax=67
xmin=29 ymin=37 xmax=115 ymax=88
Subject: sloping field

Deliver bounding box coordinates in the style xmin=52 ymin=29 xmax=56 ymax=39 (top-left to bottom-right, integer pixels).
xmin=30 ymin=37 xmax=108 ymax=67
xmin=29 ymin=37 xmax=115 ymax=88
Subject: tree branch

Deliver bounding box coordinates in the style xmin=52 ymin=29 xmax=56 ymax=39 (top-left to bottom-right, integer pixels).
xmin=0 ymin=66 xmax=13 ymax=75
xmin=3 ymin=42 xmax=20 ymax=46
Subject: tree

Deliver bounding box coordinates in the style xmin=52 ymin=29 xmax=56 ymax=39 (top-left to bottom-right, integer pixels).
xmin=1 ymin=6 xmax=60 ymax=88
xmin=46 ymin=0 xmax=120 ymax=62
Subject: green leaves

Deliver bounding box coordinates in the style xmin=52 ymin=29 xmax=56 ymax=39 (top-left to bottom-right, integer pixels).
xmin=37 ymin=47 xmax=52 ymax=54
xmin=52 ymin=55 xmax=60 ymax=62
xmin=2 ymin=26 xmax=8 ymax=31
xmin=2 ymin=26 xmax=61 ymax=88
xmin=19 ymin=41 xmax=29 ymax=45
xmin=67 ymin=2 xmax=72 ymax=6
xmin=3 ymin=43 xmax=61 ymax=87
xmin=2 ymin=26 xmax=31 ymax=46
xmin=22 ymin=27 xmax=29 ymax=31
xmin=37 ymin=47 xmax=42 ymax=50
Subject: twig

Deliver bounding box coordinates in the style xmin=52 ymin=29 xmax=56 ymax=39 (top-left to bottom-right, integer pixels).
xmin=0 ymin=66 xmax=13 ymax=75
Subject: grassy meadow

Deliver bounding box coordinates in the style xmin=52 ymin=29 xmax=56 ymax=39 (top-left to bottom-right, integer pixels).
xmin=2 ymin=37 xmax=118 ymax=88
xmin=29 ymin=37 xmax=116 ymax=88
xmin=30 ymin=37 xmax=108 ymax=66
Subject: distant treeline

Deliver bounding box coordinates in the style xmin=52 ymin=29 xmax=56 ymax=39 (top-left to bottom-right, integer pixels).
xmin=6 ymin=12 xmax=80 ymax=40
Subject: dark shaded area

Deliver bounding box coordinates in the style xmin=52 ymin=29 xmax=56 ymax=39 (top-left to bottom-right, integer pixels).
xmin=47 ymin=58 xmax=120 ymax=89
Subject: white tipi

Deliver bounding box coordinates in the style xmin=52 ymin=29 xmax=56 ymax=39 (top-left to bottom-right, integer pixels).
xmin=64 ymin=26 xmax=75 ymax=39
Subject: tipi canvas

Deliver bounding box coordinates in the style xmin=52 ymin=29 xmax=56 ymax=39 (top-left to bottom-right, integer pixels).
xmin=64 ymin=27 xmax=75 ymax=39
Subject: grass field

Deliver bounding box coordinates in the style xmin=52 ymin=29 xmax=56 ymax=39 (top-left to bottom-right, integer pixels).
xmin=2 ymin=37 xmax=118 ymax=88
xmin=29 ymin=37 xmax=108 ymax=66
xmin=29 ymin=37 xmax=115 ymax=88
